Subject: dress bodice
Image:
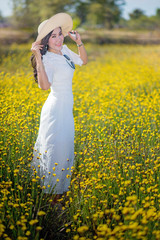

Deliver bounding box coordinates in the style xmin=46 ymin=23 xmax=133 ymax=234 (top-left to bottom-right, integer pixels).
xmin=42 ymin=45 xmax=83 ymax=95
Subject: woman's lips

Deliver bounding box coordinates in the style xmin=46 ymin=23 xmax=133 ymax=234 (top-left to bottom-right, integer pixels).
xmin=56 ymin=43 xmax=62 ymax=47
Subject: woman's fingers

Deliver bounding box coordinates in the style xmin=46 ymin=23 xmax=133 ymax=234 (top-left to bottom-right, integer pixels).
xmin=68 ymin=30 xmax=80 ymax=41
xmin=31 ymin=42 xmax=43 ymax=53
xmin=68 ymin=30 xmax=81 ymax=43
xmin=68 ymin=31 xmax=76 ymax=41
xmin=75 ymin=31 xmax=81 ymax=41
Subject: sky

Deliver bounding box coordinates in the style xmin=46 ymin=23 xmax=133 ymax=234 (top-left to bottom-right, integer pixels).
xmin=0 ymin=0 xmax=160 ymax=19
xmin=122 ymin=0 xmax=160 ymax=19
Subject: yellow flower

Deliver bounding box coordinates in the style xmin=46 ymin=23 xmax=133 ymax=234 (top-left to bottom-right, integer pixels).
xmin=26 ymin=231 xmax=31 ymax=236
xmin=37 ymin=211 xmax=46 ymax=216
xmin=36 ymin=226 xmax=42 ymax=231
xmin=77 ymin=225 xmax=89 ymax=234
xmin=9 ymin=225 xmax=14 ymax=230
xmin=73 ymin=235 xmax=79 ymax=240
xmin=29 ymin=219 xmax=38 ymax=225
xmin=31 ymin=178 xmax=37 ymax=183
xmin=17 ymin=185 xmax=23 ymax=191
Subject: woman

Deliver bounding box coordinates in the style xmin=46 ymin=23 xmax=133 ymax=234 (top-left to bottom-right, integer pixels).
xmin=31 ymin=13 xmax=87 ymax=201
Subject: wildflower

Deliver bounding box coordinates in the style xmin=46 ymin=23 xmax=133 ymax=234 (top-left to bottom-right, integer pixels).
xmin=36 ymin=226 xmax=42 ymax=231
xmin=29 ymin=219 xmax=38 ymax=225
xmin=77 ymin=225 xmax=89 ymax=234
xmin=37 ymin=211 xmax=46 ymax=216
xmin=25 ymin=231 xmax=31 ymax=236
xmin=0 ymin=222 xmax=5 ymax=236
xmin=9 ymin=225 xmax=14 ymax=230
xmin=73 ymin=235 xmax=79 ymax=240
xmin=146 ymin=209 xmax=156 ymax=219
xmin=17 ymin=185 xmax=23 ymax=191
xmin=32 ymin=178 xmax=37 ymax=183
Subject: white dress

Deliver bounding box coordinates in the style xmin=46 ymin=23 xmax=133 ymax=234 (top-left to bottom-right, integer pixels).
xmin=32 ymin=45 xmax=83 ymax=194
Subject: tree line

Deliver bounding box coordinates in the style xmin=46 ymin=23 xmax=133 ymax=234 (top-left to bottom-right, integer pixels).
xmin=0 ymin=0 xmax=160 ymax=31
xmin=121 ymin=8 xmax=160 ymax=30
xmin=0 ymin=0 xmax=125 ymax=29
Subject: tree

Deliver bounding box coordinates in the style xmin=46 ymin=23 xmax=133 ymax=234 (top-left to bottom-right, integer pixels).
xmin=156 ymin=8 xmax=160 ymax=18
xmin=11 ymin=0 xmax=37 ymax=28
xmin=0 ymin=10 xmax=4 ymax=22
xmin=73 ymin=0 xmax=89 ymax=24
xmin=11 ymin=0 xmax=74 ymax=29
xmin=86 ymin=0 xmax=125 ymax=28
xmin=129 ymin=9 xmax=145 ymax=20
xmin=11 ymin=0 xmax=125 ymax=29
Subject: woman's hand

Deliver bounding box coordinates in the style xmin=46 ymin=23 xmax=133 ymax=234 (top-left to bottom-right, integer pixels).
xmin=68 ymin=31 xmax=82 ymax=45
xmin=68 ymin=30 xmax=88 ymax=65
xmin=31 ymin=41 xmax=43 ymax=57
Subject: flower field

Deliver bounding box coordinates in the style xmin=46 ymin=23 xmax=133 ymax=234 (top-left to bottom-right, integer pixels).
xmin=0 ymin=43 xmax=160 ymax=240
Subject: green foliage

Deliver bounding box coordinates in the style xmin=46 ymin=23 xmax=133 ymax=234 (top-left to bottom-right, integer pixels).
xmin=126 ymin=15 xmax=160 ymax=30
xmin=87 ymin=2 xmax=103 ymax=26
xmin=0 ymin=10 xmax=4 ymax=21
xmin=156 ymin=8 xmax=160 ymax=17
xmin=8 ymin=0 xmax=160 ymax=31
xmin=82 ymin=0 xmax=124 ymax=28
xmin=74 ymin=1 xmax=89 ymax=24
xmin=10 ymin=0 xmax=125 ymax=30
xmin=73 ymin=17 xmax=81 ymax=30
xmin=129 ymin=8 xmax=145 ymax=19
xmin=11 ymin=0 xmax=74 ymax=28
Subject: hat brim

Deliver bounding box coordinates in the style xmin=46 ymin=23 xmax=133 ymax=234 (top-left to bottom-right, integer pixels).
xmin=36 ymin=13 xmax=73 ymax=41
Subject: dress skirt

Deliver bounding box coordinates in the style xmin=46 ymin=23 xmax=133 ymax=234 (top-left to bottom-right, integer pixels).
xmin=32 ymin=90 xmax=74 ymax=194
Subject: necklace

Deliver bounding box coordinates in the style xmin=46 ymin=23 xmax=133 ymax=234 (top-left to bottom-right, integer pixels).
xmin=48 ymin=46 xmax=62 ymax=55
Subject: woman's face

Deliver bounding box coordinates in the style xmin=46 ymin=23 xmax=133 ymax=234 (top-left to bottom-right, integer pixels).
xmin=48 ymin=27 xmax=64 ymax=51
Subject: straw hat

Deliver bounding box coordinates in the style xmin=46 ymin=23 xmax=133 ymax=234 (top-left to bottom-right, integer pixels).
xmin=36 ymin=13 xmax=73 ymax=41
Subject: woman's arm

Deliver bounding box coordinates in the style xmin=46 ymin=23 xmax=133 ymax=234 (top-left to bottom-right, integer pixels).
xmin=68 ymin=31 xmax=88 ymax=65
xmin=31 ymin=41 xmax=51 ymax=90
xmin=77 ymin=42 xmax=88 ymax=65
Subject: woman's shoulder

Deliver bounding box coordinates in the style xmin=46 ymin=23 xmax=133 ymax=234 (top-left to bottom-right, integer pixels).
xmin=42 ymin=52 xmax=56 ymax=67
xmin=43 ymin=51 xmax=56 ymax=61
xmin=62 ymin=44 xmax=69 ymax=49
xmin=62 ymin=44 xmax=71 ymax=53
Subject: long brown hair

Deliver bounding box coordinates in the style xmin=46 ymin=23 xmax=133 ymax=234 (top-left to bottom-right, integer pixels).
xmin=30 ymin=30 xmax=53 ymax=83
